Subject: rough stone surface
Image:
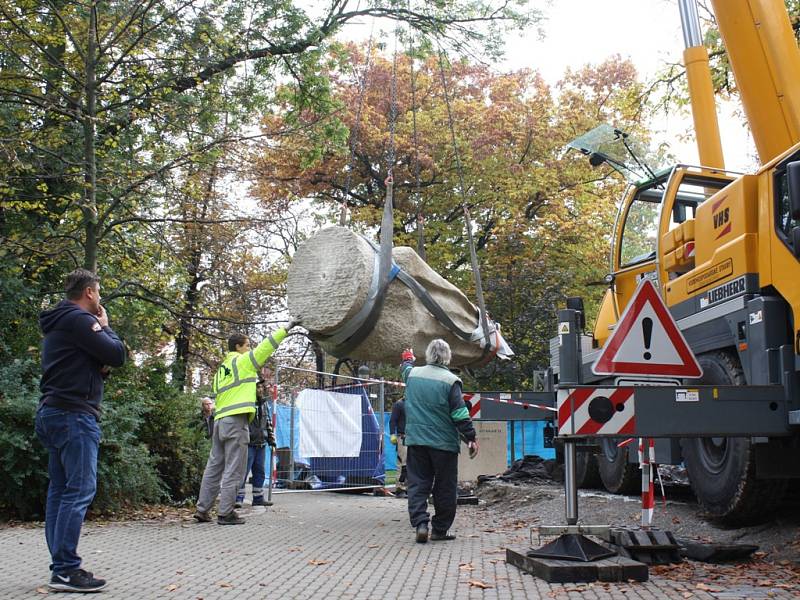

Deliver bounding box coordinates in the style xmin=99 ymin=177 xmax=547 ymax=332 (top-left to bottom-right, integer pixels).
xmin=287 ymin=226 xmax=488 ymax=366
xmin=5 ymin=490 xmax=792 ymax=599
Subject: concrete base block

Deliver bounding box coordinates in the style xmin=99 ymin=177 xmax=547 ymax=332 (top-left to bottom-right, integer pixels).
xmin=506 ymin=547 xmax=649 ymax=583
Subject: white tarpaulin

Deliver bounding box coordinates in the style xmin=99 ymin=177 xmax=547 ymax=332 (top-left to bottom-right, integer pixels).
xmin=297 ymin=389 xmax=363 ymax=458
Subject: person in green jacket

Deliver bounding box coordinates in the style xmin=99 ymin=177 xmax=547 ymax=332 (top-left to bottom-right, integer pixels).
xmin=400 ymin=339 xmax=479 ymax=544
xmin=194 ymin=321 xmax=298 ymax=525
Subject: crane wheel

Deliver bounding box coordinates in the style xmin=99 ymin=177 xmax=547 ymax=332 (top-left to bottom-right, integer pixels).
xmin=575 ymin=451 xmax=601 ymax=489
xmin=681 ymin=351 xmax=786 ymax=524
xmin=597 ymin=437 xmax=639 ymax=495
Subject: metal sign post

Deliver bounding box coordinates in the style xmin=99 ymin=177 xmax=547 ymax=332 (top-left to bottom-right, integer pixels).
xmin=557 ymin=308 xmax=581 ymax=526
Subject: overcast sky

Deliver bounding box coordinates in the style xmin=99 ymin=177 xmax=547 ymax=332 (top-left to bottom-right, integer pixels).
xmin=502 ymin=0 xmax=756 ymax=171
xmin=339 ymin=0 xmax=757 ymax=171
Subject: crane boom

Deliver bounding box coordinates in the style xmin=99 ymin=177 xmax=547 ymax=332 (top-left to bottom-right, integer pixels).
xmin=710 ymin=0 xmax=800 ymax=163
xmin=679 ymin=0 xmax=724 ymax=169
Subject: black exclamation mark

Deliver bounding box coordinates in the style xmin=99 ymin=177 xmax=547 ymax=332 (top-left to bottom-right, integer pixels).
xmin=642 ymin=317 xmax=653 ymax=360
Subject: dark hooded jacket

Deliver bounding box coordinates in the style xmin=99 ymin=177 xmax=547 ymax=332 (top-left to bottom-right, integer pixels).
xmin=39 ymin=300 xmax=127 ymax=419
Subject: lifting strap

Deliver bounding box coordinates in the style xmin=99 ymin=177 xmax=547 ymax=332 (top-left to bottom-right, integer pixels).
xmin=437 ymin=45 xmax=493 ymax=357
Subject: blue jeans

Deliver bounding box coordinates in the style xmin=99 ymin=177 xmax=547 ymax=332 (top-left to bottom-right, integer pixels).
xmin=35 ymin=406 xmax=100 ymax=574
xmin=238 ymin=445 xmax=266 ymax=499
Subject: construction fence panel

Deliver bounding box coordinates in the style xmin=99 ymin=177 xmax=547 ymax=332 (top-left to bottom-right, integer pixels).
xmin=269 ymin=365 xmax=404 ymax=494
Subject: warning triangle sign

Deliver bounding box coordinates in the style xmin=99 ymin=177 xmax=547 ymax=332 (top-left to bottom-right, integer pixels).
xmin=592 ymin=279 xmax=702 ymax=378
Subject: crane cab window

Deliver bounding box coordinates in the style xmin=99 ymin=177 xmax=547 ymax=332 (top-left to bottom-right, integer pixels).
xmin=619 ymin=189 xmax=662 ymax=267
xmin=774 ymin=157 xmax=800 ymax=246
xmin=619 ymin=175 xmax=728 ymax=269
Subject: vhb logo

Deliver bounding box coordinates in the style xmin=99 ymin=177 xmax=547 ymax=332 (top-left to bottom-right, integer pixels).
xmin=713 ymin=207 xmax=729 ymax=229
xmin=711 ymin=195 xmax=732 ymax=239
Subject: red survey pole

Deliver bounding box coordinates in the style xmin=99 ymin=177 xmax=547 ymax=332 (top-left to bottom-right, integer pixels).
xmin=638 ymin=438 xmax=655 ymax=528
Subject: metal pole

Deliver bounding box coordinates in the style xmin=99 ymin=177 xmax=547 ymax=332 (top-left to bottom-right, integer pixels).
xmin=510 ymin=421 xmax=516 ymax=463
xmin=289 ymin=392 xmax=296 ymax=484
xmin=379 ymin=380 xmax=385 ymax=487
xmin=266 ymin=366 xmax=280 ymax=506
xmin=378 ymin=380 xmax=385 ymax=440
xmin=558 ymin=308 xmax=582 ymax=526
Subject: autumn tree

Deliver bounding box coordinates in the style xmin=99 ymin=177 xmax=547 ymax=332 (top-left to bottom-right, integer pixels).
xmin=251 ymin=45 xmax=650 ymax=388
xmin=0 ymin=0 xmax=539 ymax=386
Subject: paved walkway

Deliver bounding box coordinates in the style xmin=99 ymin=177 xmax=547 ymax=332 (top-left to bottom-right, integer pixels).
xmin=1 ymin=492 xmax=794 ymax=599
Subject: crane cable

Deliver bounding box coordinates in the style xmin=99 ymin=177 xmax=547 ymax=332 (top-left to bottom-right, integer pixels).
xmin=407 ymin=13 xmax=426 ymax=260
xmin=436 ymin=45 xmax=492 ymax=356
xmin=318 ymin=23 xmax=400 ymax=357
xmin=320 ymin=28 xmax=495 ymax=360
xmin=339 ymin=21 xmax=376 ymax=226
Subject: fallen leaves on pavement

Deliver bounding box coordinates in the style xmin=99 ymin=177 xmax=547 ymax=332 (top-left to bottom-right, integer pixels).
xmin=467 ymin=579 xmax=493 ymax=589
xmin=651 ymin=557 xmax=800 ymax=592
xmin=308 ymin=559 xmax=332 ymax=566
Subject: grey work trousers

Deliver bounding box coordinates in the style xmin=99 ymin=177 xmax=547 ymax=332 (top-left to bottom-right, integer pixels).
xmin=196 ymin=414 xmax=249 ymax=516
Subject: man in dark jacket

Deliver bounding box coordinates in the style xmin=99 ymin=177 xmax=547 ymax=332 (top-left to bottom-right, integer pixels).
xmin=389 ymin=398 xmax=407 ymax=497
xmin=400 ymin=340 xmax=479 ymax=544
xmin=35 ymin=269 xmax=127 ymax=593
xmin=236 ymin=379 xmax=276 ymax=507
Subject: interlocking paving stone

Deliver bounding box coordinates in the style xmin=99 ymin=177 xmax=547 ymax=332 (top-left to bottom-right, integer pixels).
xmin=1 ymin=493 xmax=796 ymax=599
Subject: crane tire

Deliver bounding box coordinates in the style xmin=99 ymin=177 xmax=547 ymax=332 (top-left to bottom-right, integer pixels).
xmin=681 ymin=351 xmax=786 ymax=524
xmin=575 ymin=451 xmax=601 ymax=489
xmin=597 ymin=438 xmax=639 ymax=495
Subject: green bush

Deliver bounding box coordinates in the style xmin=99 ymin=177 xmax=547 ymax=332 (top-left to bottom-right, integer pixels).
xmin=115 ymin=361 xmax=210 ymax=503
xmin=0 ymin=349 xmax=210 ymax=520
xmin=0 ymin=355 xmax=50 ymax=519
xmin=0 ymin=356 xmax=164 ymax=519
xmin=92 ymin=382 xmax=165 ymax=514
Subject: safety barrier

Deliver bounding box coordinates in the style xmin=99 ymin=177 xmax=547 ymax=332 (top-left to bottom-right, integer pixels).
xmin=268 ymin=365 xmax=404 ymax=495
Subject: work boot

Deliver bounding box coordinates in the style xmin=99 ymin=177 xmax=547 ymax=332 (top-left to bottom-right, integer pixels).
xmin=218 ymin=511 xmax=245 ymax=525
xmin=430 ymin=530 xmax=456 ymax=541
xmin=234 ymin=495 xmax=244 ymax=509
xmin=415 ymin=522 xmax=429 ymax=544
xmin=394 ymin=489 xmax=407 ymax=498
xmin=193 ymin=510 xmax=212 ymax=523
xmin=251 ymin=496 xmax=267 ymax=506
xmin=49 ymin=568 xmax=107 ymax=592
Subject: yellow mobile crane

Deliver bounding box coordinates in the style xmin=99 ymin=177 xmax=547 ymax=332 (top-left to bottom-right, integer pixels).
xmin=560 ymin=0 xmax=800 ymax=522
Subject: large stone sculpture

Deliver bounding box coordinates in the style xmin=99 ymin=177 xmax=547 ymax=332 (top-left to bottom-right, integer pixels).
xmin=287 ymin=226 xmax=512 ymax=367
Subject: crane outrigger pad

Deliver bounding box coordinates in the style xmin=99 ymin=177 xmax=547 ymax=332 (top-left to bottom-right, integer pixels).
xmin=506 ymin=545 xmax=648 ymax=583
xmin=526 ymin=533 xmax=616 ymax=562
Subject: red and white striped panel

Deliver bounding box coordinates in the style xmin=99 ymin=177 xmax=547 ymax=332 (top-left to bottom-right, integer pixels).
xmin=557 ymin=387 xmax=635 ymax=436
xmin=463 ymin=393 xmax=481 ymax=419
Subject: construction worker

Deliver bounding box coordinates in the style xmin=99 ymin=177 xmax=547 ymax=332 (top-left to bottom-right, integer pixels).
xmin=194 ymin=321 xmax=298 ymax=525
xmin=400 ymin=340 xmax=479 ymax=544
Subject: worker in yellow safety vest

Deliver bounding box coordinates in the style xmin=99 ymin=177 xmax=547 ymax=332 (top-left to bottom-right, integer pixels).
xmin=194 ymin=319 xmax=299 ymax=525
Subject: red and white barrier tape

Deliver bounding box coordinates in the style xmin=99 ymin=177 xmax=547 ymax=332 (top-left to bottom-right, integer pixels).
xmin=465 ymin=393 xmax=557 ymax=414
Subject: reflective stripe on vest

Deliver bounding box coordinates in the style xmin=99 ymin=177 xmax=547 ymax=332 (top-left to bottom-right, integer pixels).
xmin=212 ymin=354 xmax=258 ymax=397
xmin=216 ymin=401 xmax=257 ymax=416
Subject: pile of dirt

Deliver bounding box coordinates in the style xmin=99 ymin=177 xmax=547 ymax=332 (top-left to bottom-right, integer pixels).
xmin=479 ymin=455 xmax=562 ymax=485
